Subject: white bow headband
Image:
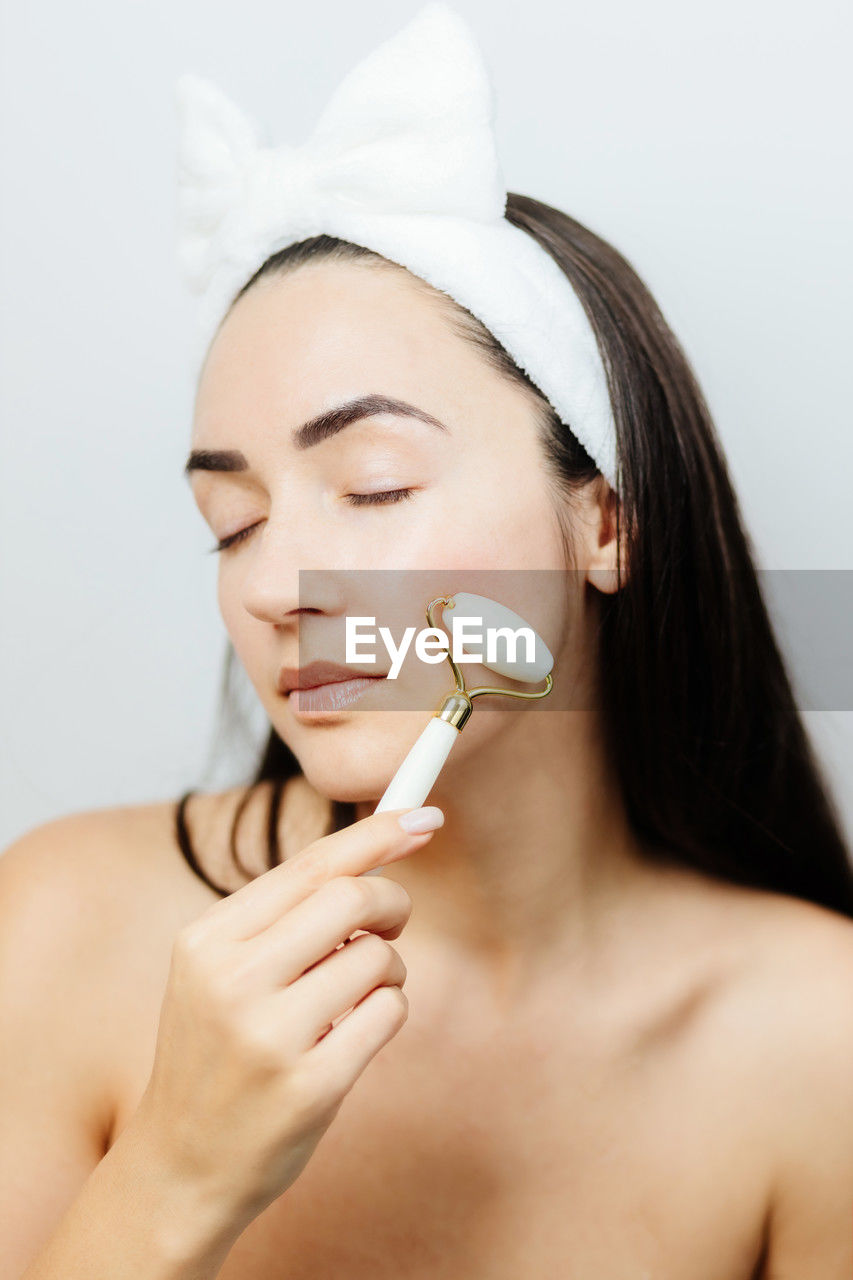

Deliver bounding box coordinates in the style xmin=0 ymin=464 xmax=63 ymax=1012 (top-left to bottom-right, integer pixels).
xmin=175 ymin=0 xmax=618 ymax=492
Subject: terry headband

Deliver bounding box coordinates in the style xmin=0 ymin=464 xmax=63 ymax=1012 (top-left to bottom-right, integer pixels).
xmin=174 ymin=0 xmax=619 ymax=492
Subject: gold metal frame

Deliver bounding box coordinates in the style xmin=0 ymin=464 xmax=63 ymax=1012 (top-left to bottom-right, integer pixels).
xmin=425 ymin=596 xmax=554 ymax=730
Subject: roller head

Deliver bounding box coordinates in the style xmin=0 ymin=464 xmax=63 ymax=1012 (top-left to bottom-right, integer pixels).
xmin=445 ymin=592 xmax=554 ymax=683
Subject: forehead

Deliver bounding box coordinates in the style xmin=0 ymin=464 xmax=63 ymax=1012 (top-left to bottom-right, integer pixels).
xmin=193 ymin=259 xmax=500 ymax=439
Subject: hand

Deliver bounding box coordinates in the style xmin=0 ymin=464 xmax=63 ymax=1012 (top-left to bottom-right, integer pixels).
xmin=128 ymin=804 xmax=443 ymax=1235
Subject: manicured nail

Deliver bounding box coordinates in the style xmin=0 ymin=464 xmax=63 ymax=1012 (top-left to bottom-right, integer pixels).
xmin=397 ymin=806 xmax=444 ymax=834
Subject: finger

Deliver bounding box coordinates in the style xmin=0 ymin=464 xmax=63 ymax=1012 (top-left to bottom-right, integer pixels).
xmin=306 ymin=985 xmax=410 ymax=1091
xmin=284 ymin=931 xmax=407 ymax=1051
xmin=237 ymin=873 xmax=413 ymax=988
xmin=197 ymin=808 xmax=439 ymax=941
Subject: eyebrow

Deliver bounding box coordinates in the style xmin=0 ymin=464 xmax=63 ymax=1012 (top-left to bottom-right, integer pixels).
xmin=183 ymin=393 xmax=449 ymax=476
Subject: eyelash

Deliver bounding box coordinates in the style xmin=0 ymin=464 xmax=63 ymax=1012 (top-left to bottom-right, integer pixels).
xmin=209 ymin=487 xmax=416 ymax=554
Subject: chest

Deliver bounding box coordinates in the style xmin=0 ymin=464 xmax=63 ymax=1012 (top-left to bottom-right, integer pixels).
xmin=224 ymin=1024 xmax=767 ymax=1280
xmin=111 ymin=973 xmax=768 ymax=1280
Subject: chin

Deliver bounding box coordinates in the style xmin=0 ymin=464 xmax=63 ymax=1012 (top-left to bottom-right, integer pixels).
xmin=277 ymin=709 xmax=432 ymax=804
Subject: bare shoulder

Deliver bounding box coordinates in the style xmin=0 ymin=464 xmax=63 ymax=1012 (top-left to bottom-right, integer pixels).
xmin=744 ymin=890 xmax=853 ymax=1275
xmin=0 ymin=788 xmax=244 ymax=994
xmin=0 ymin=782 xmax=320 ymax=1130
xmin=735 ymin=883 xmax=853 ymax=1105
xmin=0 ymin=776 xmax=328 ymax=952
xmin=662 ymin=867 xmax=853 ymax=1052
xmin=677 ymin=874 xmax=853 ymax=1276
xmin=716 ymin=878 xmax=853 ymax=1029
xmin=0 ymin=786 xmax=315 ymax=1263
xmin=639 ymin=864 xmax=853 ymax=1121
xmin=0 ymin=797 xmax=217 ymax=942
xmin=0 ymin=798 xmax=215 ymax=1161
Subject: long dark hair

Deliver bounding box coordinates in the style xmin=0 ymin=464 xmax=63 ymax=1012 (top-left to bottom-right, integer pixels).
xmin=175 ymin=194 xmax=853 ymax=917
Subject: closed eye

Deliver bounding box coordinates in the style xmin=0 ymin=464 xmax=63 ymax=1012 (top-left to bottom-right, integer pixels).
xmin=209 ymin=488 xmax=416 ymax=554
xmin=344 ymin=487 xmax=415 ymax=508
xmin=209 ymin=522 xmax=263 ymax=554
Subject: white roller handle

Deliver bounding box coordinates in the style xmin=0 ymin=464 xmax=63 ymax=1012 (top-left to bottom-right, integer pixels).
xmin=363 ymin=717 xmax=459 ymax=875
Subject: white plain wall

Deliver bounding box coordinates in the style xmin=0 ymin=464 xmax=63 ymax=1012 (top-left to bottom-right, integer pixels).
xmin=1 ymin=0 xmax=851 ymax=848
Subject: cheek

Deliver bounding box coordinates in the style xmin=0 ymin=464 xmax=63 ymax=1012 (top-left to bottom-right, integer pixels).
xmin=216 ymin=569 xmax=255 ymax=655
xmin=426 ymin=474 xmax=565 ymax=571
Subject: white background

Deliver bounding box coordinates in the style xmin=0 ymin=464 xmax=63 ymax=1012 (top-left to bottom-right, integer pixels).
xmin=1 ymin=0 xmax=851 ymax=849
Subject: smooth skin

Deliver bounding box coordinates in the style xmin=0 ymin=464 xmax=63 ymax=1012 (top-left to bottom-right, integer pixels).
xmin=2 ymin=258 xmax=853 ymax=1278
xmin=1 ymin=804 xmax=437 ymax=1277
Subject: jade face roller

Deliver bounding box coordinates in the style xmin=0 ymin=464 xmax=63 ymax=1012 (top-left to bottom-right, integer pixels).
xmin=364 ymin=592 xmax=554 ymax=875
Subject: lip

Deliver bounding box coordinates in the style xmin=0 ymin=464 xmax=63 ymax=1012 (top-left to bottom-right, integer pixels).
xmin=276 ymin=659 xmax=386 ymax=696
xmin=287 ymin=676 xmax=384 ymax=718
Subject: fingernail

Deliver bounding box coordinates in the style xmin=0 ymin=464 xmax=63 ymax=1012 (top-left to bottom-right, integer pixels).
xmin=397 ymin=806 xmax=444 ymax=834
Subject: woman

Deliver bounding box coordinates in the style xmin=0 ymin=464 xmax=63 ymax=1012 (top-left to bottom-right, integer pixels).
xmin=3 ymin=196 xmax=853 ymax=1279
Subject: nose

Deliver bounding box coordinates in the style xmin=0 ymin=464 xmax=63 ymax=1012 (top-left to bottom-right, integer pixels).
xmin=237 ymin=513 xmax=347 ymax=625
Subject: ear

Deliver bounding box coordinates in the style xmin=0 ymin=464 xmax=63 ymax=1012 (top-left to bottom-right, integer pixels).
xmin=584 ymin=477 xmax=626 ymax=595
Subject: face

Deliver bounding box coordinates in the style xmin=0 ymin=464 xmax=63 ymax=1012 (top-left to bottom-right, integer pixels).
xmin=187 ymin=259 xmax=608 ymax=803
